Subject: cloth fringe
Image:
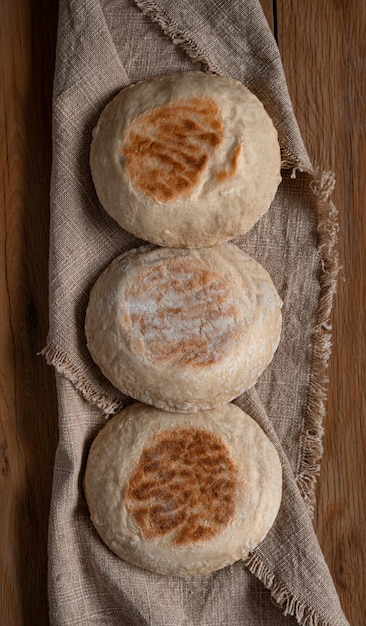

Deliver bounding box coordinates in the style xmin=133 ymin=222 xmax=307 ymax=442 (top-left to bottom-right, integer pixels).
xmin=278 ymin=158 xmax=339 ymax=515
xmin=296 ymin=169 xmax=339 ymax=514
xmin=133 ymin=0 xmax=220 ymax=73
xmin=40 ymin=339 xmax=124 ymax=415
xmin=244 ymin=553 xmax=335 ymax=626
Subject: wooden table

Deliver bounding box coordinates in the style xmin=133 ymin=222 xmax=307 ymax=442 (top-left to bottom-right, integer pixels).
xmin=1 ymin=1 xmax=364 ymax=624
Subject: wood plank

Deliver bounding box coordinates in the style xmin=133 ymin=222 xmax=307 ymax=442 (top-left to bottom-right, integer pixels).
xmin=259 ymin=0 xmax=274 ymax=34
xmin=0 ymin=1 xmax=59 ymax=624
xmin=276 ymin=2 xmax=366 ymax=625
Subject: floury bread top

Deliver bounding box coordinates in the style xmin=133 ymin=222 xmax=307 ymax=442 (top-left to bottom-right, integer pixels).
xmin=85 ymin=244 xmax=282 ymax=413
xmin=90 ymin=71 xmax=281 ymax=248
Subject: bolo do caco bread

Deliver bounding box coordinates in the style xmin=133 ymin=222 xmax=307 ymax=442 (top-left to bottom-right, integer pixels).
xmin=90 ymin=71 xmax=281 ymax=248
xmin=84 ymin=402 xmax=282 ymax=577
xmin=85 ymin=243 xmax=282 ymax=412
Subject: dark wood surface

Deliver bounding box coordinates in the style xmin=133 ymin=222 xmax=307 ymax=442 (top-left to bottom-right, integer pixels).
xmin=274 ymin=4 xmax=366 ymax=624
xmin=1 ymin=1 xmax=364 ymax=624
xmin=1 ymin=1 xmax=59 ymax=624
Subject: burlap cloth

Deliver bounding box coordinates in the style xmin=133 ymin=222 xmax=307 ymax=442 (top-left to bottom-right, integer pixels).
xmin=44 ymin=1 xmax=349 ymax=624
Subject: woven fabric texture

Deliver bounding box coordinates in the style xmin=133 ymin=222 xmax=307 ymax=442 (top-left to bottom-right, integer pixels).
xmin=45 ymin=1 xmax=348 ymax=624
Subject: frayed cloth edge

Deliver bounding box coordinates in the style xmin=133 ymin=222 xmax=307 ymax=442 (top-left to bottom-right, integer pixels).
xmin=296 ymin=168 xmax=339 ymax=515
xmin=40 ymin=340 xmax=125 ymax=416
xmin=244 ymin=552 xmax=338 ymax=626
xmin=279 ymin=162 xmax=339 ymax=517
xmin=133 ymin=0 xmax=220 ymax=73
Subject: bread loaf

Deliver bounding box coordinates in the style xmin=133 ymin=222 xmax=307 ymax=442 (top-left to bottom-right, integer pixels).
xmin=90 ymin=71 xmax=281 ymax=248
xmin=84 ymin=402 xmax=282 ymax=576
xmin=85 ymin=243 xmax=282 ymax=412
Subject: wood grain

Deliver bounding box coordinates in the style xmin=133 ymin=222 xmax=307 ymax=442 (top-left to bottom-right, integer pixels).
xmin=0 ymin=1 xmax=364 ymax=624
xmin=274 ymin=2 xmax=366 ymax=625
xmin=0 ymin=1 xmax=59 ymax=624
xmin=258 ymin=0 xmax=274 ymax=34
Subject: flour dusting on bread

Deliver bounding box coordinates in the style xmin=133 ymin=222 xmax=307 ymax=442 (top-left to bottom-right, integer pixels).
xmin=85 ymin=243 xmax=282 ymax=412
xmin=122 ymin=255 xmax=242 ymax=367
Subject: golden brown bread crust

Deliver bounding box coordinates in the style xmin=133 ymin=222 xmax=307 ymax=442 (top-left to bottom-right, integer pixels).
xmin=90 ymin=71 xmax=281 ymax=248
xmin=123 ymin=96 xmax=224 ymax=203
xmin=125 ymin=427 xmax=237 ymax=546
xmin=84 ymin=402 xmax=282 ymax=577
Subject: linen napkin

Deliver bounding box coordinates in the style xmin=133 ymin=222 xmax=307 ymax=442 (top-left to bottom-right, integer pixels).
xmin=44 ymin=1 xmax=348 ymax=624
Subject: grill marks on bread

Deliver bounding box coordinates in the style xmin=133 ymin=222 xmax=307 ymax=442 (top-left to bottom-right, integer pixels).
xmin=123 ymin=97 xmax=224 ymax=202
xmin=216 ymin=144 xmax=242 ymax=183
xmin=125 ymin=428 xmax=237 ymax=545
xmin=122 ymin=256 xmax=242 ymax=367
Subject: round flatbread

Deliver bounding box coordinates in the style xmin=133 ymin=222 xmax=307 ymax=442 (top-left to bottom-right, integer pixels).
xmin=90 ymin=71 xmax=281 ymax=248
xmin=85 ymin=243 xmax=282 ymax=412
xmin=84 ymin=402 xmax=282 ymax=577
